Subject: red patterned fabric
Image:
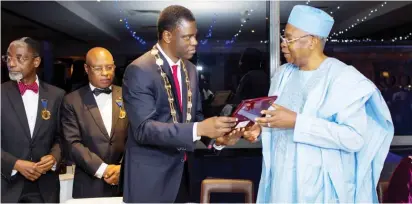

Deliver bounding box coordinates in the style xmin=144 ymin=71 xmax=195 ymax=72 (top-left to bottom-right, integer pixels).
xmin=18 ymin=81 xmax=39 ymax=95
xmin=171 ymin=65 xmax=182 ymax=110
xmin=171 ymin=65 xmax=186 ymax=162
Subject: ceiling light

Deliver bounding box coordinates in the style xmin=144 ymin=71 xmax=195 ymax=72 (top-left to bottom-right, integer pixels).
xmin=251 ymin=30 xmax=255 ymax=33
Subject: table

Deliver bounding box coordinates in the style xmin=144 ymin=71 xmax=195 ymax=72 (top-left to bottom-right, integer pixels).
xmin=64 ymin=197 xmax=123 ymax=204
xmin=59 ymin=165 xmax=75 ymax=203
xmin=59 ymin=166 xmax=123 ymax=203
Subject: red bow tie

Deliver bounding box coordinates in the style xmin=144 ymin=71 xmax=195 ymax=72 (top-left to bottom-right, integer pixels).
xmin=18 ymin=81 xmax=39 ymax=95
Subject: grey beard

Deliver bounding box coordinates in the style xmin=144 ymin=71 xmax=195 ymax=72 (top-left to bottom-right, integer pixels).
xmin=9 ymin=72 xmax=23 ymax=82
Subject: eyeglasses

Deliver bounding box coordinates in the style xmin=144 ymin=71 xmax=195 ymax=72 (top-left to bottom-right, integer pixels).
xmin=280 ymin=34 xmax=312 ymax=46
xmin=86 ymin=64 xmax=116 ymax=74
xmin=1 ymin=55 xmax=38 ymax=64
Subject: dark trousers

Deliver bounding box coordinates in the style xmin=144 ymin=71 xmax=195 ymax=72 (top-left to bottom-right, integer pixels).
xmin=174 ymin=162 xmax=190 ymax=203
xmin=18 ymin=180 xmax=44 ymax=203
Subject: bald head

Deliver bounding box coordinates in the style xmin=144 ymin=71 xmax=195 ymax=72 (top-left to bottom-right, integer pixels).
xmin=84 ymin=47 xmax=115 ymax=88
xmin=86 ymin=47 xmax=113 ymax=65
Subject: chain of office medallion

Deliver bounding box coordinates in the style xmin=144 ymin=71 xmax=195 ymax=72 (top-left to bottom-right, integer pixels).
xmin=150 ymin=47 xmax=192 ymax=124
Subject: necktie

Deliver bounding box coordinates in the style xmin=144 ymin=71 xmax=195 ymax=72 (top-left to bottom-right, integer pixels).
xmin=171 ymin=65 xmax=187 ymax=162
xmin=93 ymin=87 xmax=112 ymax=96
xmin=18 ymin=81 xmax=39 ymax=95
xmin=171 ymin=65 xmax=182 ymax=110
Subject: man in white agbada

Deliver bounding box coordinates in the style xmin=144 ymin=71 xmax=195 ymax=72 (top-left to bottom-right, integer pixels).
xmin=241 ymin=5 xmax=394 ymax=203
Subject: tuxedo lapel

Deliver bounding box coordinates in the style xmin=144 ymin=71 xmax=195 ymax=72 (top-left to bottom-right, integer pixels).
xmin=32 ymin=81 xmax=47 ymax=140
xmin=110 ymin=86 xmax=121 ymax=138
xmin=82 ymin=87 xmax=110 ymax=139
xmin=158 ymin=51 xmax=183 ymax=122
xmin=6 ymin=81 xmax=31 ymax=140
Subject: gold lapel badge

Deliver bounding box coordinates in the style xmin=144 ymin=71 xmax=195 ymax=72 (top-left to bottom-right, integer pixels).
xmin=41 ymin=99 xmax=51 ymax=120
xmin=116 ymin=97 xmax=126 ymax=119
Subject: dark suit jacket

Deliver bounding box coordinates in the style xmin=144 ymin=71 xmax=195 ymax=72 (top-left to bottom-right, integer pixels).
xmin=1 ymin=80 xmax=64 ymax=203
xmin=122 ymin=49 xmax=217 ymax=203
xmin=61 ymin=85 xmax=128 ymax=198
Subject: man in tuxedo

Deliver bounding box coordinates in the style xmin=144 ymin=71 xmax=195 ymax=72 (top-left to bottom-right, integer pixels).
xmin=1 ymin=37 xmax=64 ymax=203
xmin=61 ymin=47 xmax=128 ymax=198
xmin=122 ymin=5 xmax=240 ymax=203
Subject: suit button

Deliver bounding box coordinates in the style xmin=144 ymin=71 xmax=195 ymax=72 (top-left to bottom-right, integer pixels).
xmin=181 ymin=159 xmax=185 ymax=162
xmin=109 ymin=142 xmax=113 ymax=145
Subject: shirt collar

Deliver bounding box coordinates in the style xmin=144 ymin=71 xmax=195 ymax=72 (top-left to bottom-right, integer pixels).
xmin=156 ymin=43 xmax=181 ymax=68
xmin=35 ymin=75 xmax=39 ymax=86
xmin=89 ymin=83 xmax=112 ymax=91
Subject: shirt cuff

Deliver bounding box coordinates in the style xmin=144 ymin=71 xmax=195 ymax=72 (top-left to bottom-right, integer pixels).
xmin=193 ymin=122 xmax=201 ymax=142
xmin=11 ymin=170 xmax=17 ymax=176
xmin=51 ymin=162 xmax=57 ymax=171
xmin=94 ymin=163 xmax=108 ymax=179
xmin=213 ymin=144 xmax=225 ymax=150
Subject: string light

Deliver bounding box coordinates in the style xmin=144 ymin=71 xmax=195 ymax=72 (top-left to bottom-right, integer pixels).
xmin=200 ymin=13 xmax=217 ymax=45
xmin=328 ymin=32 xmax=412 ymax=43
xmin=328 ymin=4 xmax=342 ymax=17
xmin=332 ymin=2 xmax=388 ymax=39
xmin=225 ymin=9 xmax=253 ymax=45
xmin=115 ymin=0 xmax=146 ymax=45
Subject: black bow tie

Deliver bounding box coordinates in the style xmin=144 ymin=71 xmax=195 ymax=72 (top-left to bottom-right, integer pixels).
xmin=92 ymin=87 xmax=112 ymax=96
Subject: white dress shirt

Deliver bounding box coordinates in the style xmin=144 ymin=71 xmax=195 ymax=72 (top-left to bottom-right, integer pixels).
xmin=89 ymin=84 xmax=113 ymax=179
xmin=156 ymin=44 xmax=224 ymax=150
xmin=156 ymin=44 xmax=201 ymax=142
xmin=12 ymin=76 xmax=56 ymax=176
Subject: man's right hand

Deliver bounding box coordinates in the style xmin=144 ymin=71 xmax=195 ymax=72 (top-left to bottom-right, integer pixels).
xmin=14 ymin=160 xmax=43 ymax=181
xmin=197 ymin=116 xmax=238 ymax=138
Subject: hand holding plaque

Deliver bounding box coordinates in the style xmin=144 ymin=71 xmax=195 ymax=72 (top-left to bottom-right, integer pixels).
xmin=255 ymin=103 xmax=297 ymax=129
xmin=230 ymin=96 xmax=278 ymax=129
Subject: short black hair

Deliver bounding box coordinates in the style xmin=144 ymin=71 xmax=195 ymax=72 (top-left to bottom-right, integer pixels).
xmin=9 ymin=37 xmax=42 ymax=57
xmin=157 ymin=5 xmax=196 ymax=40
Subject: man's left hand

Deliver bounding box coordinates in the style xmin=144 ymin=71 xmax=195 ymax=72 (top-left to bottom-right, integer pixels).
xmin=104 ymin=165 xmax=121 ymax=186
xmin=35 ymin=155 xmax=56 ymax=174
xmin=255 ymin=104 xmax=297 ymax=129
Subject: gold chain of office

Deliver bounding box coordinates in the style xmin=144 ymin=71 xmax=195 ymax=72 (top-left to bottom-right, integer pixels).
xmin=150 ymin=46 xmax=193 ymax=123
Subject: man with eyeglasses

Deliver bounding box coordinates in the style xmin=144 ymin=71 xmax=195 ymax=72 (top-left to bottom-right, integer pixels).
xmin=61 ymin=47 xmax=128 ymax=198
xmin=240 ymin=5 xmax=393 ymax=203
xmin=1 ymin=37 xmax=64 ymax=203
